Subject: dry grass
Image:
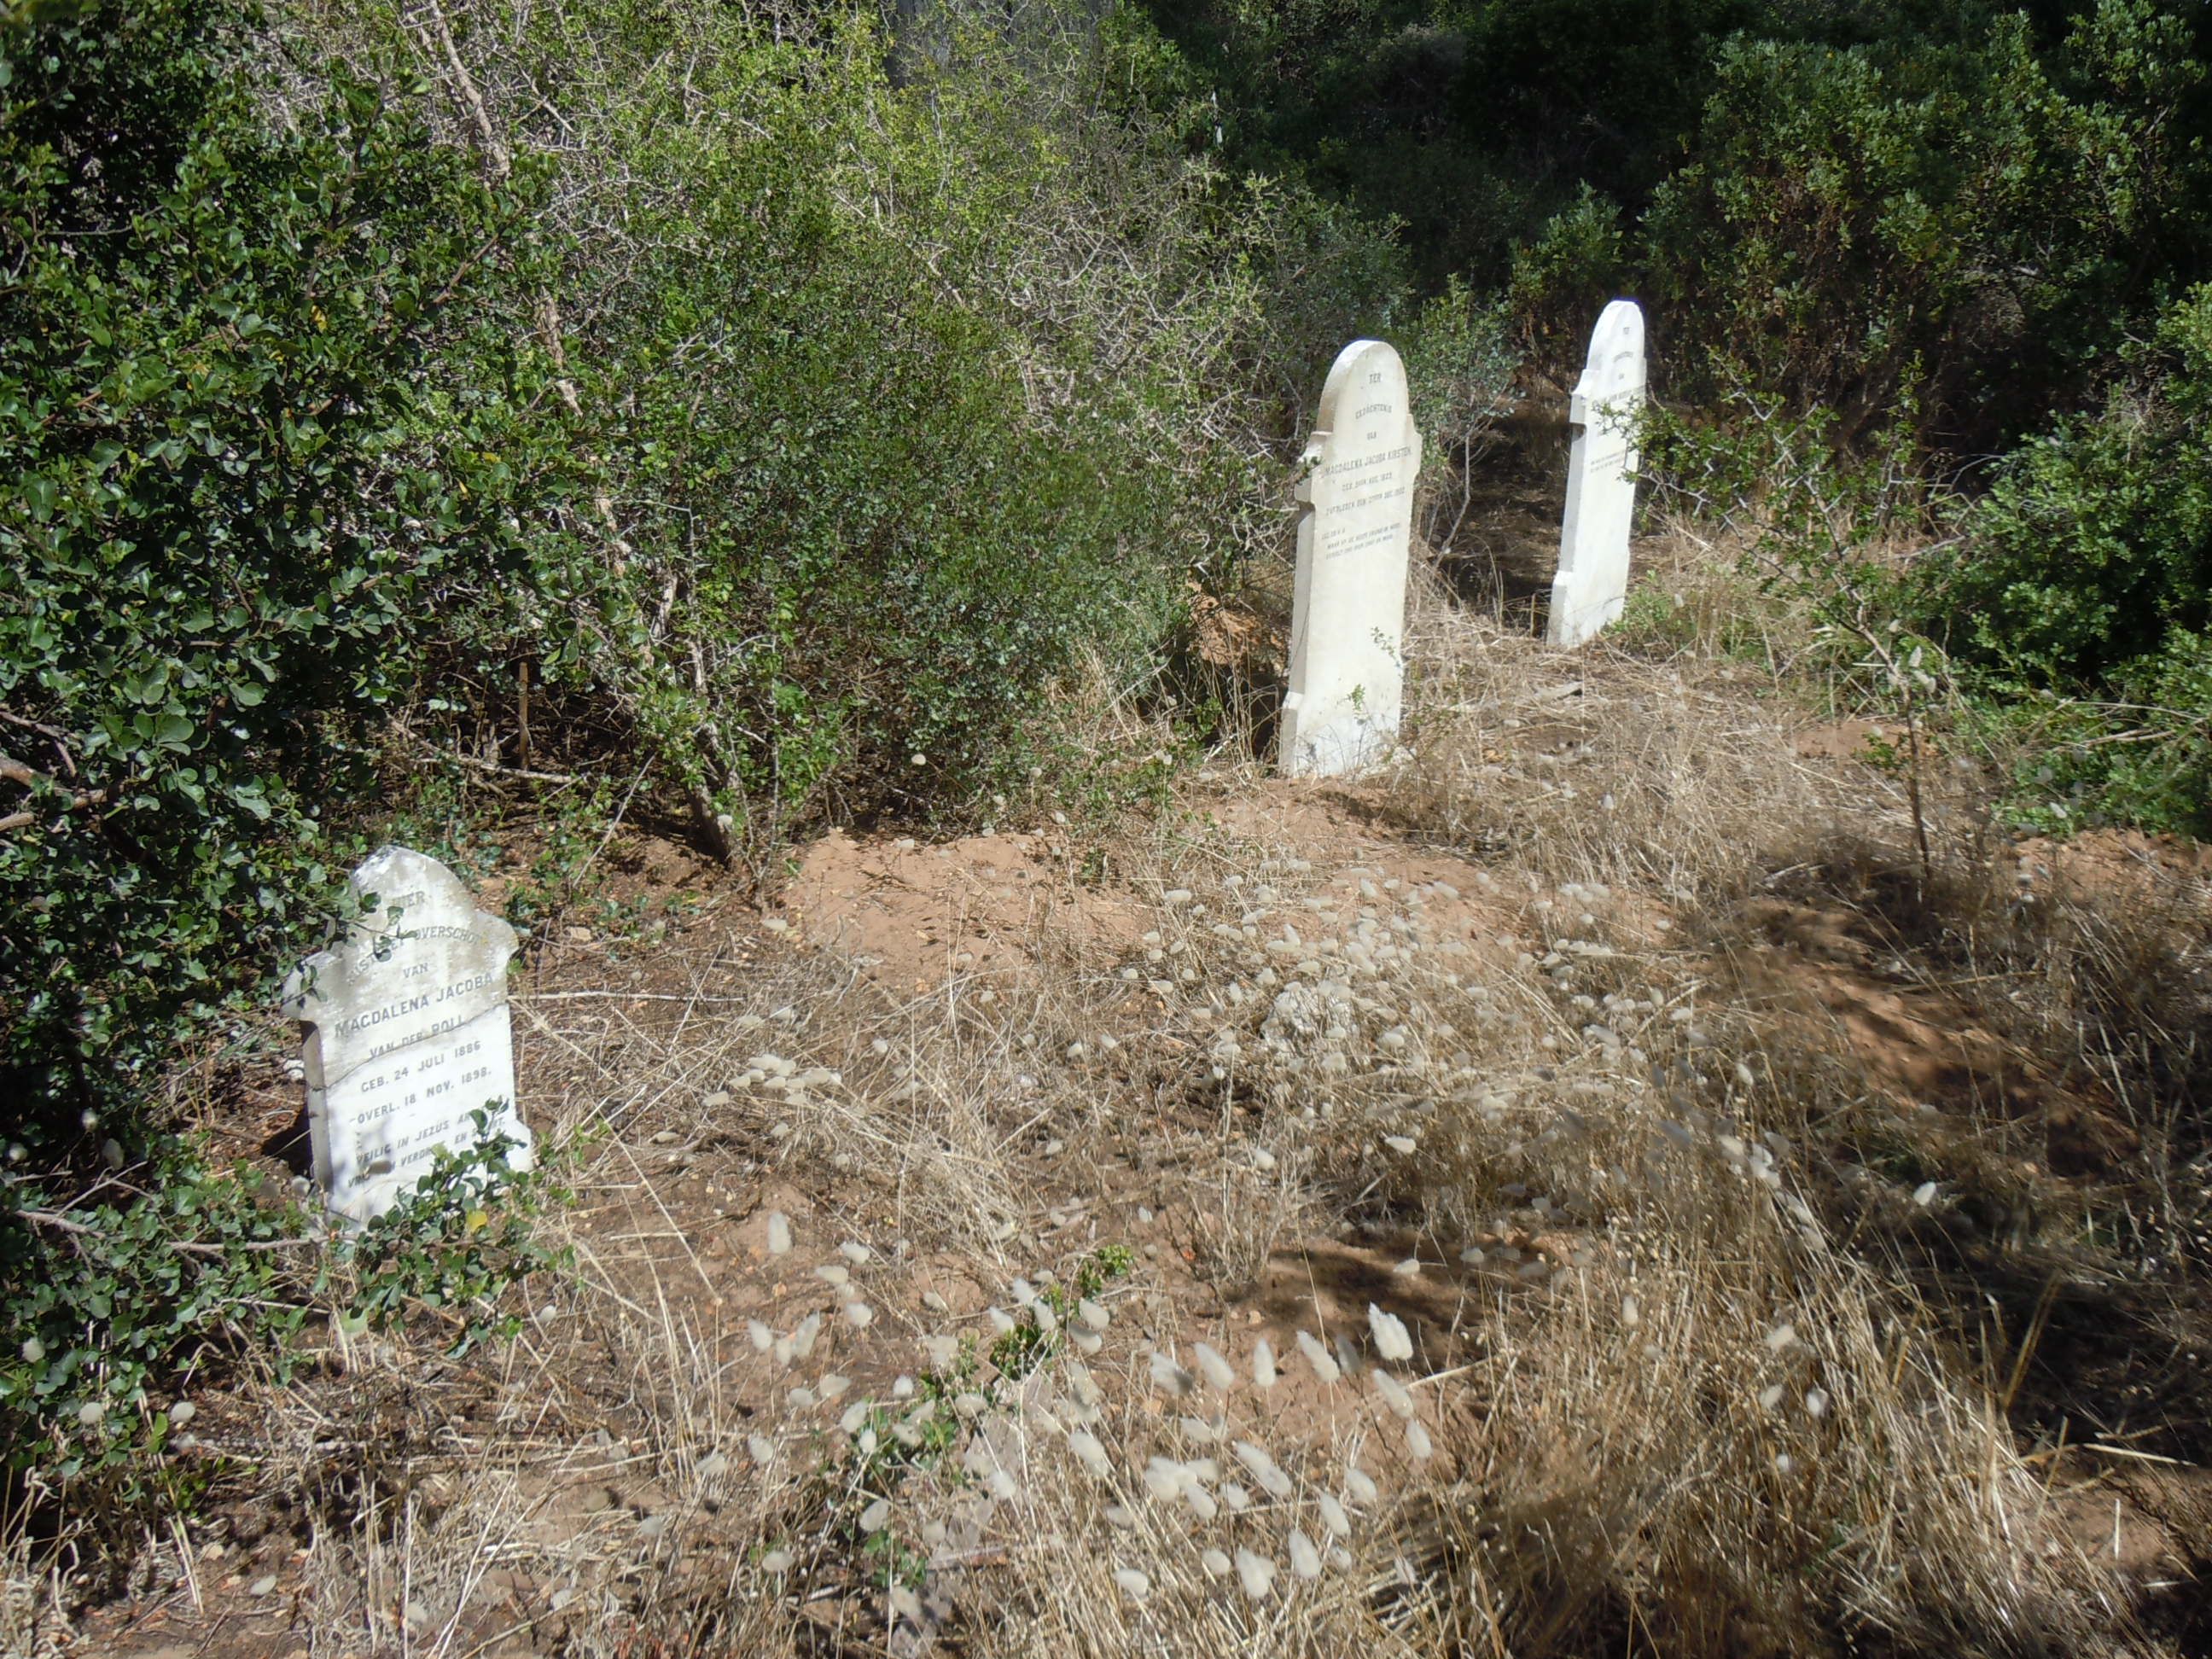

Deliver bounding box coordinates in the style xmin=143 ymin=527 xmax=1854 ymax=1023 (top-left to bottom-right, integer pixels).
xmin=13 ymin=566 xmax=2206 ymax=1658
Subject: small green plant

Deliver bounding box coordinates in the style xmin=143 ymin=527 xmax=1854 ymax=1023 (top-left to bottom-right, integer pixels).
xmin=336 ymin=1111 xmax=568 ymax=1357
xmin=503 ymin=783 xmax=619 ymax=933
xmin=1 ymin=1144 xmax=310 ymax=1505
xmin=825 ymin=1246 xmax=1134 ymax=1586
xmin=987 ymin=1246 xmax=1134 ymax=1381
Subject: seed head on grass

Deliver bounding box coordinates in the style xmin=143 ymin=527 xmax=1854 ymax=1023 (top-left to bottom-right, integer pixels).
xmin=1371 ymin=1369 xmax=1414 ymax=1419
xmin=1192 ymin=1342 xmax=1237 ymax=1392
xmin=1316 ymin=1492 xmax=1350 ymax=1535
xmin=1150 ymin=1351 xmax=1196 ymax=1396
xmin=1068 ymin=1430 xmax=1111 ymax=1477
xmin=1368 ymin=1304 xmax=1413 ymax=1363
xmin=1296 ymin=1330 xmax=1341 ymax=1383
xmin=1233 ymin=1440 xmax=1294 ymax=1498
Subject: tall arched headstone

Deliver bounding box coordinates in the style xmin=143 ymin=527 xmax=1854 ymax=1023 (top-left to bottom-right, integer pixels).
xmin=1281 ymin=339 xmax=1423 ymax=776
xmin=284 ymin=847 xmax=530 ymax=1225
xmin=1548 ymin=300 xmax=1646 ymax=647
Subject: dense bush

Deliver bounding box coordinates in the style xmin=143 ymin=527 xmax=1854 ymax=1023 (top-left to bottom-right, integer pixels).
xmin=1642 ymin=3 xmax=2208 ymax=446
xmin=0 ymin=0 xmax=559 ymax=1144
xmin=1919 ymin=285 xmax=2212 ymax=834
xmin=537 ymin=12 xmax=1262 ymax=847
xmin=0 ymin=0 xmax=577 ymax=1496
xmin=1146 ymin=0 xmax=2212 ymax=444
xmin=287 ymin=0 xmax=1407 ymax=862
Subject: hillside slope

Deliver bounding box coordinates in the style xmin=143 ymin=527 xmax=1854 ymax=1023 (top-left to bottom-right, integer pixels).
xmin=44 ymin=609 xmax=2212 ymax=1659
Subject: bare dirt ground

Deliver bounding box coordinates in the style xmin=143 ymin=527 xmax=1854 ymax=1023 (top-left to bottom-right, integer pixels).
xmin=43 ymin=600 xmax=2212 ymax=1659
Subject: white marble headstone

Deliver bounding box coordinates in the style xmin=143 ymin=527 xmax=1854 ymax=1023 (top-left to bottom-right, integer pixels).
xmin=1548 ymin=300 xmax=1646 ymax=647
xmin=283 ymin=847 xmax=529 ymax=1225
xmin=1281 ymin=339 xmax=1423 ymax=776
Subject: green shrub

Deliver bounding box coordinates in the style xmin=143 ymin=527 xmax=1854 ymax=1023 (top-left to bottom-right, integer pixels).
xmin=309 ymin=0 xmax=1402 ymax=861
xmin=1921 ymin=285 xmax=2212 ymax=834
xmin=1936 ymin=286 xmax=2212 ymax=684
xmin=1402 ymin=274 xmax=1522 ymax=547
xmin=2 ymin=1117 xmax=564 ymax=1513
xmin=0 ymin=0 xmax=573 ymax=1525
xmin=1640 ymin=5 xmax=2206 ymax=447
xmin=0 ymin=1143 xmax=307 ymax=1502
xmin=336 ymin=1112 xmax=567 ymax=1357
xmin=0 ymin=0 xmax=563 ymax=1147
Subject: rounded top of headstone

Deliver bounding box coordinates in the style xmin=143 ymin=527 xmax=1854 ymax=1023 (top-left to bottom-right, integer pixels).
xmin=347 ymin=843 xmax=517 ymax=950
xmin=1577 ymin=300 xmax=1645 ymax=402
xmin=1314 ymin=338 xmax=1410 ymax=433
xmin=282 ymin=845 xmax=518 ymax=1015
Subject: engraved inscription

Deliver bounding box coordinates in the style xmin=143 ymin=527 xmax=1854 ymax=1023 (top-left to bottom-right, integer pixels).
xmin=1283 ymin=339 xmax=1423 ymax=777
xmin=285 ymin=846 xmax=531 ymax=1225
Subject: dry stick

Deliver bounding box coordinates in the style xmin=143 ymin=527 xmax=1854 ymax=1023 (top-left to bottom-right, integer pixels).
xmin=430 ymin=748 xmax=581 ymax=785
xmin=523 ymin=989 xmax=759 ymax=1004
xmin=0 ymin=792 xmax=107 ymax=835
xmin=0 ymin=707 xmax=71 ymax=747
xmin=0 ymin=750 xmax=110 ymax=833
xmin=15 ymin=1208 xmax=317 ymax=1253
xmin=410 ymin=0 xmax=737 ymax=864
xmin=515 ymin=657 xmax=532 ymax=769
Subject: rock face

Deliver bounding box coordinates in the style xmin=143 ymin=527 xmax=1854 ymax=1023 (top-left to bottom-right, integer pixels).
xmin=1548 ymin=300 xmax=1646 ymax=647
xmin=1282 ymin=339 xmax=1422 ymax=777
xmin=284 ymin=847 xmax=529 ymax=1225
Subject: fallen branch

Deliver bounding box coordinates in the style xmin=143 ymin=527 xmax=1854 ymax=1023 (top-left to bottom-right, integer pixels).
xmin=0 ymin=780 xmax=111 ymax=835
xmin=428 ymin=748 xmax=583 ymax=785
xmin=12 ymin=1207 xmax=320 ymax=1254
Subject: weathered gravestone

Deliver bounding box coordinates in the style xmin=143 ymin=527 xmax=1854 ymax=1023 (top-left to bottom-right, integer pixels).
xmin=1281 ymin=339 xmax=1423 ymax=777
xmin=1548 ymin=300 xmax=1647 ymax=647
xmin=283 ymin=847 xmax=530 ymax=1225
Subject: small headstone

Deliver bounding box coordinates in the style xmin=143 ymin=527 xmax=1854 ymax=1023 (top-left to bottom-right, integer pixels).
xmin=1281 ymin=339 xmax=1423 ymax=776
xmin=283 ymin=846 xmax=529 ymax=1225
xmin=1548 ymin=300 xmax=1646 ymax=647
